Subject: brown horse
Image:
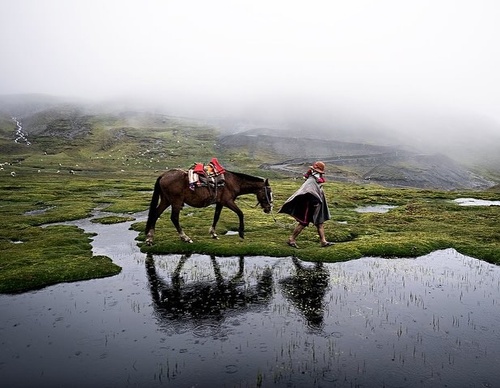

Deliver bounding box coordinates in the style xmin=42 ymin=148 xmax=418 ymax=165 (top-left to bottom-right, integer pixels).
xmin=145 ymin=169 xmax=273 ymax=245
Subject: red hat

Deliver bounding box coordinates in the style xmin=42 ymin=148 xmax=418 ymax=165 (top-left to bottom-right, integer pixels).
xmin=310 ymin=161 xmax=325 ymax=174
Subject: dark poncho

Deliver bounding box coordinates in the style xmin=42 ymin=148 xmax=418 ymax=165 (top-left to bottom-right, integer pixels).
xmin=278 ymin=176 xmax=331 ymax=226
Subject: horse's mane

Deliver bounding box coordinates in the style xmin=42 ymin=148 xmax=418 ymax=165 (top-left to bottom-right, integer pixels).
xmin=226 ymin=170 xmax=266 ymax=183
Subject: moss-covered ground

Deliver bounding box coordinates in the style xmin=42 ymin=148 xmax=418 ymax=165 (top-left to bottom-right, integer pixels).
xmin=137 ymin=179 xmax=500 ymax=264
xmin=2 ymin=169 xmax=499 ymax=294
xmin=1 ymin=111 xmax=499 ymax=293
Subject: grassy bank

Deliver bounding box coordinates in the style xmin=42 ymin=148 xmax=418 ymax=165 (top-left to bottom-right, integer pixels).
xmin=1 ymin=109 xmax=499 ymax=293
xmin=0 ymin=171 xmax=151 ymax=293
xmin=2 ymin=169 xmax=499 ymax=294
xmin=137 ymin=179 xmax=500 ymax=264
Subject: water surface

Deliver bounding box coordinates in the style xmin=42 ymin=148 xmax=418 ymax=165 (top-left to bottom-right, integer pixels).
xmin=1 ymin=213 xmax=499 ymax=387
xmin=453 ymin=198 xmax=500 ymax=207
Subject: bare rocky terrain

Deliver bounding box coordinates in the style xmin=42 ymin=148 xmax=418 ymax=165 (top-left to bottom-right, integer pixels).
xmin=220 ymin=129 xmax=494 ymax=190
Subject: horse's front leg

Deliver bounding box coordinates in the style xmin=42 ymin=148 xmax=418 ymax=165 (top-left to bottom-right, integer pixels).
xmin=225 ymin=201 xmax=244 ymax=239
xmin=171 ymin=206 xmax=193 ymax=243
xmin=209 ymin=203 xmax=224 ymax=239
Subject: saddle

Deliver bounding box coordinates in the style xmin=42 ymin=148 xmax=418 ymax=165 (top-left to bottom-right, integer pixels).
xmin=188 ymin=158 xmax=226 ymax=190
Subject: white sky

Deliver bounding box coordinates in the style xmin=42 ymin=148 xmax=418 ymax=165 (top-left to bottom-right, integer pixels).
xmin=1 ymin=0 xmax=500 ymax=122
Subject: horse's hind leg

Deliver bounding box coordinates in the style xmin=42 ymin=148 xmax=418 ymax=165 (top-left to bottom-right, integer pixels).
xmin=170 ymin=205 xmax=193 ymax=243
xmin=145 ymin=199 xmax=170 ymax=245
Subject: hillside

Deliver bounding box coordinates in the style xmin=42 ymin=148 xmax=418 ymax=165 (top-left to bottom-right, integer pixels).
xmin=0 ymin=94 xmax=498 ymax=190
xmin=220 ymin=129 xmax=494 ymax=190
xmin=0 ymin=101 xmax=261 ymax=177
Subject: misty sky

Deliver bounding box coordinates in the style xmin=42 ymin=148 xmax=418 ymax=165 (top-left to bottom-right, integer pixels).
xmin=1 ymin=0 xmax=500 ymax=122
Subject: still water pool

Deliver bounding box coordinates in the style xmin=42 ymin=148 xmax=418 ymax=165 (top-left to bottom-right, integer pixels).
xmin=1 ymin=212 xmax=499 ymax=387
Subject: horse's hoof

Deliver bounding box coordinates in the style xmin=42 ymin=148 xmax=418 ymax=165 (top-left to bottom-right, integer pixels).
xmin=212 ymin=235 xmax=219 ymax=240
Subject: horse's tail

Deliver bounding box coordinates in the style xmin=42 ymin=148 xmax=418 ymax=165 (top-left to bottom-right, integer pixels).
xmin=145 ymin=176 xmax=162 ymax=234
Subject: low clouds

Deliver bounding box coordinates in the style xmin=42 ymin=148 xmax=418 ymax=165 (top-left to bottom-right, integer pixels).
xmin=1 ymin=0 xmax=500 ymax=123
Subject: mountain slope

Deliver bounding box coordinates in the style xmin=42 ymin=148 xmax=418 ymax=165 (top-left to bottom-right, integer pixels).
xmin=220 ymin=129 xmax=493 ymax=190
xmin=0 ymin=95 xmax=496 ymax=190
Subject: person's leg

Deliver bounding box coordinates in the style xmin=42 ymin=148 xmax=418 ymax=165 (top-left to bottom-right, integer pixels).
xmin=317 ymin=223 xmax=334 ymax=247
xmin=317 ymin=223 xmax=327 ymax=245
xmin=288 ymin=223 xmax=306 ymax=247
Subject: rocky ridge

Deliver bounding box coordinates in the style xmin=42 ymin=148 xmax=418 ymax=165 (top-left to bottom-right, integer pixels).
xmin=219 ymin=129 xmax=494 ymax=190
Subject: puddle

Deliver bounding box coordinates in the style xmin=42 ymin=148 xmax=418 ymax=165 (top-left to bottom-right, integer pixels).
xmin=354 ymin=204 xmax=397 ymax=213
xmin=453 ymin=197 xmax=500 ymax=206
xmin=24 ymin=206 xmax=55 ymax=215
xmin=1 ymin=213 xmax=500 ymax=387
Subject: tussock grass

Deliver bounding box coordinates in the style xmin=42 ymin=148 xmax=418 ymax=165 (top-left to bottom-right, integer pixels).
xmin=3 ymin=167 xmax=500 ymax=294
xmin=1 ymin=111 xmax=499 ymax=293
xmin=137 ymin=179 xmax=500 ymax=265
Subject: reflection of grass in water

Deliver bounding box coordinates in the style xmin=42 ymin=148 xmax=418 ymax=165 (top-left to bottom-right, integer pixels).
xmin=146 ymin=251 xmax=500 ymax=386
xmin=91 ymin=215 xmax=135 ymax=224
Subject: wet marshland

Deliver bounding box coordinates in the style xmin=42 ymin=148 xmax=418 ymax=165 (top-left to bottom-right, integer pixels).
xmin=1 ymin=210 xmax=500 ymax=387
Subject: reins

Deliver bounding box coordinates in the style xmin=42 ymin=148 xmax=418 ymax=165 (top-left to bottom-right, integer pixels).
xmin=257 ymin=185 xmax=277 ymax=222
xmin=261 ymin=186 xmax=296 ymax=228
xmin=234 ymin=180 xmax=294 ymax=228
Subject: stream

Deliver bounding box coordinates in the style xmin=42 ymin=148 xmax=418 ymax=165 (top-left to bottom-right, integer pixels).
xmin=12 ymin=117 xmax=31 ymax=146
xmin=1 ymin=210 xmax=499 ymax=387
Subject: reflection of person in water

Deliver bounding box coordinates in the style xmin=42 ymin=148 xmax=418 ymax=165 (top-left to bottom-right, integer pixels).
xmin=278 ymin=161 xmax=334 ymax=248
xmin=279 ymin=257 xmax=330 ymax=329
xmin=145 ymin=254 xmax=273 ymax=322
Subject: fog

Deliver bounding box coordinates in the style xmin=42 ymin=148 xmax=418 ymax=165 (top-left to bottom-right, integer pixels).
xmin=1 ymin=0 xmax=500 ymax=145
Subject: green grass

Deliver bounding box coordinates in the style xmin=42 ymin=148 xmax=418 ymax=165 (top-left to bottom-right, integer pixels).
xmin=0 ymin=172 xmax=153 ymax=293
xmin=137 ymin=180 xmax=500 ymax=264
xmin=1 ymin=111 xmax=500 ymax=293
xmin=2 ymin=166 xmax=500 ymax=294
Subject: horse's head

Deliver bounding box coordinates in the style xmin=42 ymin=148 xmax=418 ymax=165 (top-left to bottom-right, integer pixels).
xmin=256 ymin=179 xmax=273 ymax=213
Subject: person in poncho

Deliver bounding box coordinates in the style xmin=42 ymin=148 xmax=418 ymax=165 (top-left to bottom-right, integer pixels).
xmin=278 ymin=161 xmax=334 ymax=248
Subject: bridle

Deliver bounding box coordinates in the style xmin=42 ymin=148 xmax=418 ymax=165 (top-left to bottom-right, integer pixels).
xmin=256 ymin=184 xmax=273 ymax=210
xmin=254 ymin=184 xmax=278 ymax=222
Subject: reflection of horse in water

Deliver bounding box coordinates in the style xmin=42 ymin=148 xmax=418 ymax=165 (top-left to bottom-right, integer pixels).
xmin=145 ymin=254 xmax=273 ymax=322
xmin=279 ymin=257 xmax=330 ymax=329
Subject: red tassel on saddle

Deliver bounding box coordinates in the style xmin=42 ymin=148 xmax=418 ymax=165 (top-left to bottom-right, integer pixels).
xmin=209 ymin=158 xmax=226 ymax=175
xmin=192 ymin=163 xmax=205 ymax=175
